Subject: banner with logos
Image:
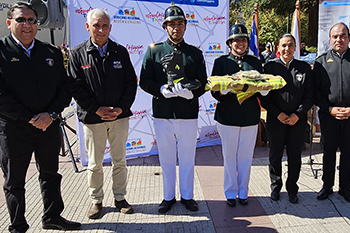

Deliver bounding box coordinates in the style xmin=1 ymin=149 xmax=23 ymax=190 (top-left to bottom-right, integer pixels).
xmin=318 ymin=0 xmax=350 ymax=54
xmin=67 ymin=0 xmax=229 ymax=165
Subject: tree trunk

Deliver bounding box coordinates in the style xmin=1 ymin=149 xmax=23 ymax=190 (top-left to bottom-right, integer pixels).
xmin=308 ymin=1 xmax=318 ymax=47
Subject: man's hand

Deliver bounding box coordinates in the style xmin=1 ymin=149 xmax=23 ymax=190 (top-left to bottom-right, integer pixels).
xmin=29 ymin=113 xmax=53 ymax=131
xmin=331 ymin=107 xmax=350 ymax=120
xmin=285 ymin=113 xmax=299 ymax=126
xmin=160 ymin=84 xmax=178 ymax=98
xmin=277 ymin=112 xmax=289 ymax=124
xmin=96 ymin=106 xmax=122 ymax=121
xmin=172 ymin=82 xmax=193 ymax=100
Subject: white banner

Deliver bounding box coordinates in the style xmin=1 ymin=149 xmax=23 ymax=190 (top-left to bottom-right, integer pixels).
xmin=318 ymin=0 xmax=350 ymax=54
xmin=68 ymin=0 xmax=228 ymax=165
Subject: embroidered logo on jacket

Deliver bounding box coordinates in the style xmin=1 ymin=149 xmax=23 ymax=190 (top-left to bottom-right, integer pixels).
xmin=46 ymin=58 xmax=54 ymax=66
xmin=11 ymin=57 xmax=19 ymax=62
xmin=113 ymin=61 xmax=122 ymax=69
xmin=327 ymin=58 xmax=333 ymax=63
xmin=81 ymin=64 xmax=91 ymax=69
xmin=296 ymin=73 xmax=303 ymax=81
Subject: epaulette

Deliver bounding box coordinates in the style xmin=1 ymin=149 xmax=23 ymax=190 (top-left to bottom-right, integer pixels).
xmin=187 ymin=44 xmax=202 ymax=51
xmin=42 ymin=41 xmax=57 ymax=48
xmin=316 ymin=51 xmax=327 ymax=59
xmin=245 ymin=54 xmax=259 ymax=59
xmin=150 ymin=42 xmax=163 ymax=47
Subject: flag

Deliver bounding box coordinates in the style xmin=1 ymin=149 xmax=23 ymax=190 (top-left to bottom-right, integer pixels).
xmin=291 ymin=1 xmax=301 ymax=59
xmin=249 ymin=14 xmax=259 ymax=58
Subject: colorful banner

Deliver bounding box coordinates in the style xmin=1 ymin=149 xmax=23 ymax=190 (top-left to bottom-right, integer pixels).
xmin=318 ymin=0 xmax=350 ymax=54
xmin=67 ymin=0 xmax=228 ymax=165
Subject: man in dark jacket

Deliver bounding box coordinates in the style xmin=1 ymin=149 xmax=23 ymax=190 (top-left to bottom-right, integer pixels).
xmin=313 ymin=23 xmax=350 ymax=202
xmin=263 ymin=33 xmax=313 ymax=204
xmin=0 ymin=3 xmax=81 ymax=232
xmin=68 ymin=9 xmax=137 ymax=219
xmin=139 ymin=3 xmax=207 ymax=214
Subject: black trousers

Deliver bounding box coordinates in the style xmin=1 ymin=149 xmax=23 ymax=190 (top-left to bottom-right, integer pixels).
xmin=319 ymin=111 xmax=350 ymax=191
xmin=0 ymin=119 xmax=64 ymax=233
xmin=267 ymin=113 xmax=307 ymax=195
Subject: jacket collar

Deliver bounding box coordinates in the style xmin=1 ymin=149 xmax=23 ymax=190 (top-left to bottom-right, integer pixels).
xmin=86 ymin=38 xmax=118 ymax=54
xmin=166 ymin=38 xmax=185 ymax=48
xmin=331 ymin=48 xmax=350 ymax=59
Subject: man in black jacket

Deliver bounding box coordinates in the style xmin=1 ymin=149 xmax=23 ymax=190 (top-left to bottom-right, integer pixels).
xmin=0 ymin=3 xmax=81 ymax=232
xmin=140 ymin=3 xmax=207 ymax=214
xmin=313 ymin=23 xmax=350 ymax=202
xmin=68 ymin=9 xmax=137 ymax=219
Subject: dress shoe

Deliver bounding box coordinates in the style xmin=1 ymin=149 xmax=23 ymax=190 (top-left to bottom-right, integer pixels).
xmin=87 ymin=203 xmax=103 ymax=219
xmin=288 ymin=194 xmax=298 ymax=204
xmin=317 ymin=187 xmax=333 ymax=200
xmin=114 ymin=199 xmax=134 ymax=214
xmin=226 ymin=199 xmax=236 ymax=207
xmin=271 ymin=191 xmax=280 ymax=201
xmin=158 ymin=198 xmax=176 ymax=213
xmin=180 ymin=198 xmax=199 ymax=211
xmin=238 ymin=198 xmax=248 ymax=205
xmin=42 ymin=215 xmax=81 ymax=230
xmin=341 ymin=188 xmax=350 ymax=202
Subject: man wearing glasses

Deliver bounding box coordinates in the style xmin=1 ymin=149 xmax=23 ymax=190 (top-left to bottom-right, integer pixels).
xmin=313 ymin=23 xmax=350 ymax=202
xmin=0 ymin=3 xmax=81 ymax=232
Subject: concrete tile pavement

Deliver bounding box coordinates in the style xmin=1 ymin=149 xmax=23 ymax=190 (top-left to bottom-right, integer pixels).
xmin=0 ymin=114 xmax=350 ymax=232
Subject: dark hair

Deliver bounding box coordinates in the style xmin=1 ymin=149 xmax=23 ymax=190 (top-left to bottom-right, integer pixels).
xmin=278 ymin=33 xmax=296 ymax=44
xmin=329 ymin=22 xmax=350 ymax=37
xmin=7 ymin=2 xmax=38 ymax=20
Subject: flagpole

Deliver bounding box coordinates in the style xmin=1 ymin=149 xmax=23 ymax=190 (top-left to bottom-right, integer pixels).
xmin=291 ymin=0 xmax=301 ymax=59
xmin=254 ymin=3 xmax=259 ymax=55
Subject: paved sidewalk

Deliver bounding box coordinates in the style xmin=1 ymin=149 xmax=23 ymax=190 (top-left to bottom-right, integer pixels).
xmin=1 ymin=121 xmax=350 ymax=232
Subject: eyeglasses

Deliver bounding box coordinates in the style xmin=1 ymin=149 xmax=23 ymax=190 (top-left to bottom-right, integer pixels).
xmin=12 ymin=17 xmax=38 ymax=25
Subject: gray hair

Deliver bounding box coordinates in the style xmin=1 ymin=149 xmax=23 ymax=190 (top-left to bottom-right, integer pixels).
xmin=86 ymin=9 xmax=110 ymax=24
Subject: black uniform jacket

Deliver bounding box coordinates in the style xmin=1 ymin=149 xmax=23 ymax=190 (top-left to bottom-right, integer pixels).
xmin=313 ymin=49 xmax=350 ymax=113
xmin=139 ymin=39 xmax=207 ymax=119
xmin=211 ymin=53 xmax=262 ymax=127
xmin=68 ymin=38 xmax=137 ymax=124
xmin=263 ymin=58 xmax=313 ymax=118
xmin=0 ymin=35 xmax=71 ymax=122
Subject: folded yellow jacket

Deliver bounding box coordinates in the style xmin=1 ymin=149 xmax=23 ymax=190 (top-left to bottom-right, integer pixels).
xmin=206 ymin=70 xmax=286 ymax=104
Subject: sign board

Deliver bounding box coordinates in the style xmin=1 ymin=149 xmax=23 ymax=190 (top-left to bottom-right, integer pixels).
xmin=67 ymin=0 xmax=229 ymax=165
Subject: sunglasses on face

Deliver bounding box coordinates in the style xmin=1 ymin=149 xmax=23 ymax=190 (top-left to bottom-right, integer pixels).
xmin=13 ymin=17 xmax=38 ymax=25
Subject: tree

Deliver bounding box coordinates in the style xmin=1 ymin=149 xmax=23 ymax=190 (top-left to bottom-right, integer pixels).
xmin=229 ymin=0 xmax=318 ymax=47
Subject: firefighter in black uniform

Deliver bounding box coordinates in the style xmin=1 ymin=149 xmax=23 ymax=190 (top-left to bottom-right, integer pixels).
xmin=140 ymin=3 xmax=207 ymax=214
xmin=263 ymin=33 xmax=313 ymax=204
xmin=0 ymin=3 xmax=81 ymax=232
xmin=211 ymin=24 xmax=263 ymax=207
xmin=313 ymin=23 xmax=350 ymax=202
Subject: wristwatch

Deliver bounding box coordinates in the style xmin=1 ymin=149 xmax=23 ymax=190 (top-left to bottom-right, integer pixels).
xmin=48 ymin=111 xmax=58 ymax=121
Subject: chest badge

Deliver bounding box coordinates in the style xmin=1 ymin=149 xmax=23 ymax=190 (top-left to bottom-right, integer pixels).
xmin=46 ymin=58 xmax=54 ymax=66
xmin=11 ymin=57 xmax=20 ymax=62
xmin=113 ymin=61 xmax=122 ymax=69
xmin=296 ymin=73 xmax=303 ymax=81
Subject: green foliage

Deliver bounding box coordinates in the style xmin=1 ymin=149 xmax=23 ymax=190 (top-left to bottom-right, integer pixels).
xmin=229 ymin=0 xmax=313 ymax=48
